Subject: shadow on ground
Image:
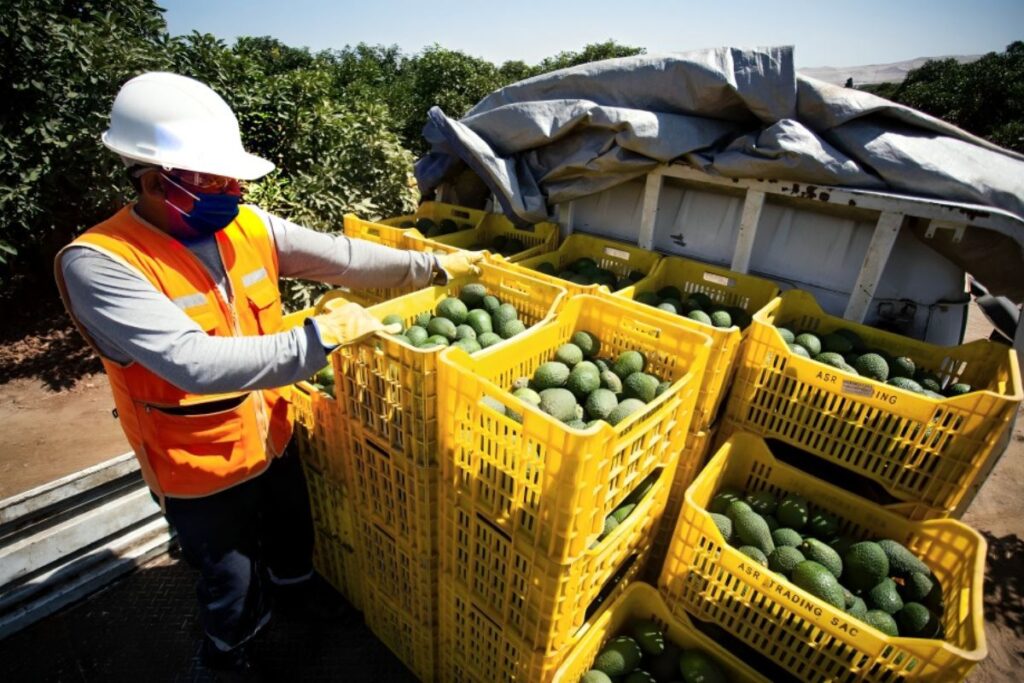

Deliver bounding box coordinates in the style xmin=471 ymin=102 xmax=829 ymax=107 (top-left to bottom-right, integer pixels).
xmin=0 ymin=545 xmax=416 ymax=682
xmin=0 ymin=281 xmax=101 ymax=391
xmin=981 ymin=531 xmax=1024 ymax=638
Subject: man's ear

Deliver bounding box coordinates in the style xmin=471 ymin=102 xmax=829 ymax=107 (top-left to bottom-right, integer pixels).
xmin=138 ymin=171 xmax=164 ymax=198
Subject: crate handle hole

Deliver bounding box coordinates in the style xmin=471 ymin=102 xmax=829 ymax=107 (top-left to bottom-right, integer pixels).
xmin=621 ymin=317 xmax=663 ymax=340
xmin=583 ymin=553 xmax=639 ymax=622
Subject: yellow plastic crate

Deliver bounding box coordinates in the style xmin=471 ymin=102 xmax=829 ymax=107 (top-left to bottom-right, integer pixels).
xmin=658 ymin=432 xmax=987 ymax=682
xmin=380 ymin=200 xmax=487 ymax=232
xmin=724 ymin=289 xmax=1022 ymax=515
xmin=347 ymin=425 xmax=438 ymax=557
xmin=438 ymin=578 xmax=583 ymax=683
xmin=312 ymin=528 xmax=361 ymax=610
xmin=439 ymin=459 xmax=671 ymax=655
xmin=355 ymin=505 xmax=438 ymax=626
xmin=553 ymin=582 xmax=770 ymax=683
xmin=408 ymin=212 xmax=560 ymax=262
xmin=347 ymin=427 xmax=440 ymax=680
xmin=282 ymin=306 xmax=321 ymax=453
xmin=290 ymin=380 xmax=345 ymax=484
xmin=285 ymin=305 xmax=345 ymax=483
xmin=361 ymin=564 xmax=437 ymax=682
xmin=438 ymin=294 xmax=710 ymax=564
xmin=344 ymin=211 xmax=422 ymax=247
xmin=615 ymin=256 xmax=780 ymax=429
xmin=339 ymin=214 xmax=433 ymax=307
xmin=647 ymin=427 xmax=716 ymax=579
xmin=282 ymin=307 xmax=314 ymax=330
xmin=303 ymin=464 xmax=355 ymax=549
xmin=509 ymin=233 xmax=663 ymax=298
xmin=334 ymin=261 xmax=566 ymax=467
xmin=305 ymin=465 xmax=362 ymax=611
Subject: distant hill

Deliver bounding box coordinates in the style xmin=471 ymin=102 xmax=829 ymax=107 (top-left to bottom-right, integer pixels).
xmin=799 ymin=55 xmax=981 ymax=86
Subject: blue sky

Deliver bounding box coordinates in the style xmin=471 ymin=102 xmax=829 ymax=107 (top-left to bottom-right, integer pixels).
xmin=162 ymin=0 xmax=1023 ymax=68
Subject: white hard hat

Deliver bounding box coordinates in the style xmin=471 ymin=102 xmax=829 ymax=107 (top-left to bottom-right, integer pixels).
xmin=102 ymin=72 xmax=274 ymax=180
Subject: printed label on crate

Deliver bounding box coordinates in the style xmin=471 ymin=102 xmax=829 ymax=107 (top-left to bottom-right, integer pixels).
xmin=702 ymin=272 xmax=734 ymax=288
xmin=734 ymin=560 xmax=867 ymax=638
xmin=841 ymin=379 xmax=875 ymax=397
xmin=604 ymin=247 xmax=631 ymax=260
xmin=842 ymin=379 xmax=900 ymax=405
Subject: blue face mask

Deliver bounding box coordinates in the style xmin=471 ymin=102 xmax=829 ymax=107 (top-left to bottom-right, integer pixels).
xmin=161 ymin=173 xmax=241 ymax=240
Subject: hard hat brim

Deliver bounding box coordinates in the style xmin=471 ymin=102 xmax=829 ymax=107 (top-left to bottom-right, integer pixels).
xmin=198 ymin=150 xmax=276 ymax=181
xmin=102 ymin=132 xmax=276 ymax=181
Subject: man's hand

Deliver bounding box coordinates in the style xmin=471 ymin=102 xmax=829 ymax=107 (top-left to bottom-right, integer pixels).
xmin=436 ymin=251 xmax=485 ymax=279
xmin=311 ymin=300 xmax=401 ymax=348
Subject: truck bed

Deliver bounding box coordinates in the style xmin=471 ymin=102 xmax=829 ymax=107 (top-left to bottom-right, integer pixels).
xmin=0 ymin=548 xmax=417 ymax=681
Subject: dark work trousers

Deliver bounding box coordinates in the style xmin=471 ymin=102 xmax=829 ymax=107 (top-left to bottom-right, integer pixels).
xmin=163 ymin=441 xmax=314 ymax=651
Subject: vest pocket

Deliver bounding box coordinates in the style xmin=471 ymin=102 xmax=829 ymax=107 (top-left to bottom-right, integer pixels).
xmin=138 ymin=394 xmax=265 ymax=493
xmin=246 ymin=277 xmax=282 ymax=335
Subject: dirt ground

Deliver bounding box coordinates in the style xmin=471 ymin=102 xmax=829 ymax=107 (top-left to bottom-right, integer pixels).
xmin=0 ymin=292 xmax=1020 ymax=680
xmin=0 ymin=290 xmax=126 ymax=499
xmin=0 ymin=374 xmax=126 ymax=498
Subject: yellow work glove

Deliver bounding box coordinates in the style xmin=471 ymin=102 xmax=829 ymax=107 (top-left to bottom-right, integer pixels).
xmin=311 ymin=300 xmax=402 ymax=348
xmin=435 ymin=251 xmax=485 ymax=279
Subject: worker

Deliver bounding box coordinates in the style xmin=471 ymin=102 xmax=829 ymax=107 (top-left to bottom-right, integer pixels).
xmin=53 ymin=72 xmax=482 ymax=672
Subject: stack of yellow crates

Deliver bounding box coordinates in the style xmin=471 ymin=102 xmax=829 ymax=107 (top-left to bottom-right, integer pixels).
xmin=654 ymin=287 xmax=1021 ymax=681
xmin=610 ymin=255 xmax=780 ymax=571
xmin=283 ymin=308 xmax=363 ymax=610
xmin=332 ymin=262 xmax=566 ymax=681
xmin=435 ymin=294 xmax=711 ymax=681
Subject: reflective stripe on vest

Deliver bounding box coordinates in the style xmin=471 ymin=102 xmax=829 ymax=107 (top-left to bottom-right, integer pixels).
xmin=54 ymin=205 xmax=294 ymax=499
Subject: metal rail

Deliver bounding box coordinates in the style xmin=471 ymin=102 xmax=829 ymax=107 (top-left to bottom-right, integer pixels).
xmin=0 ymin=453 xmax=171 ymax=639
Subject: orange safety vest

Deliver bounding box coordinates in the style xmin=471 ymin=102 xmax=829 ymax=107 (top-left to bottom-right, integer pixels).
xmin=54 ymin=205 xmax=294 ymax=500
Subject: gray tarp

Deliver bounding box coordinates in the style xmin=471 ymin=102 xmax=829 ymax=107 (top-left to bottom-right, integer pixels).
xmin=415 ymin=46 xmax=1024 ymax=298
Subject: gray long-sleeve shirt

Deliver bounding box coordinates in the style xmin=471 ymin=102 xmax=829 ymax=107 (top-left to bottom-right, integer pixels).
xmin=60 ymin=205 xmax=438 ymax=394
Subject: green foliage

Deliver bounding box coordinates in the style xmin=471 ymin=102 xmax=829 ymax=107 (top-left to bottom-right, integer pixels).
xmin=2 ymin=0 xmax=642 ymax=303
xmin=537 ymin=40 xmax=646 ymax=73
xmin=498 ymin=60 xmax=535 ymax=83
xmin=0 ymin=0 xmax=172 ymax=270
xmin=862 ymin=43 xmax=1024 ymax=153
xmin=397 ymin=45 xmax=505 ymax=151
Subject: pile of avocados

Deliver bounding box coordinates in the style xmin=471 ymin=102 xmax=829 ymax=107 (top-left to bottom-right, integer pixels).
xmin=580 ymin=619 xmax=731 ymax=683
xmin=531 ymin=256 xmax=647 ymax=291
xmin=633 ymin=287 xmax=752 ymax=331
xmin=398 ymin=216 xmax=473 ymax=237
xmin=776 ymin=324 xmax=975 ymax=397
xmin=482 ymin=330 xmax=673 ymax=432
xmin=470 ymin=233 xmax=528 ymax=257
xmin=383 ymin=283 xmax=526 ymax=352
xmin=709 ymin=485 xmax=945 ymax=639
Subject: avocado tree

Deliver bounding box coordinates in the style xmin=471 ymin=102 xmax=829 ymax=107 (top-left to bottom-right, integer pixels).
xmin=0 ymin=0 xmax=172 ymax=275
xmin=537 ymin=39 xmax=646 ymax=72
xmin=864 ymin=42 xmax=1024 ymax=153
xmin=397 ymin=46 xmax=505 ymax=153
xmin=2 ymin=0 xmax=648 ymax=306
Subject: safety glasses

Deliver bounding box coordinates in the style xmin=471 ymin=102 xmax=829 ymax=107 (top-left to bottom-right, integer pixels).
xmin=167 ymin=169 xmax=236 ymax=192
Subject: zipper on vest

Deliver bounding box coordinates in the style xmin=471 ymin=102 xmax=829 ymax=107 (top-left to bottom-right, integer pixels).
xmin=214 ymin=235 xmax=272 ymax=449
